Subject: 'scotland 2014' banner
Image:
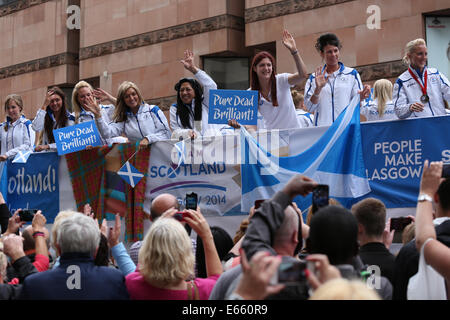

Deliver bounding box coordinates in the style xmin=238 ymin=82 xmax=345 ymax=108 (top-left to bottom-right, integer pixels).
xmin=360 ymin=115 xmax=450 ymax=208
xmin=6 ymin=152 xmax=59 ymax=222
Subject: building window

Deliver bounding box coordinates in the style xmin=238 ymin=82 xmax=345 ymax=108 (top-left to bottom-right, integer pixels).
xmin=0 ymin=0 xmax=19 ymax=7
xmin=425 ymin=16 xmax=450 ymax=79
xmin=203 ymin=57 xmax=249 ymax=90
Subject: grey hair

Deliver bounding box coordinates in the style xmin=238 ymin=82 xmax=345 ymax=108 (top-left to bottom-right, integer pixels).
xmin=0 ymin=242 xmax=7 ymax=281
xmin=57 ymin=213 xmax=100 ymax=256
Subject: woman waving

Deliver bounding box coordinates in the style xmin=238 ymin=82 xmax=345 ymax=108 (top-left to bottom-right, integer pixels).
xmin=85 ymin=81 xmax=171 ymax=150
xmin=304 ymin=33 xmax=370 ymax=127
xmin=229 ymin=30 xmax=308 ymax=131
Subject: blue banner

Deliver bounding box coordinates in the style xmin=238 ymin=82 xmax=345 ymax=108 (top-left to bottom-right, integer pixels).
xmin=7 ymin=152 xmax=59 ymax=223
xmin=360 ymin=115 xmax=450 ymax=208
xmin=208 ymin=89 xmax=258 ymax=125
xmin=54 ymin=121 xmax=102 ymax=155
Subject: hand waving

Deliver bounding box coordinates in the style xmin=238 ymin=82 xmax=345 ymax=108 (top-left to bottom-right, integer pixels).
xmin=315 ymin=67 xmax=327 ymax=91
xmin=282 ymin=29 xmax=297 ymax=54
xmin=180 ymin=50 xmax=198 ymax=74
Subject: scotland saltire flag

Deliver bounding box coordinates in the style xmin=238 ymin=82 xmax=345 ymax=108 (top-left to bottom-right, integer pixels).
xmin=117 ymin=161 xmax=144 ymax=188
xmin=12 ymin=150 xmax=32 ymax=164
xmin=173 ymin=139 xmax=187 ymax=168
xmin=240 ymin=95 xmax=371 ymax=212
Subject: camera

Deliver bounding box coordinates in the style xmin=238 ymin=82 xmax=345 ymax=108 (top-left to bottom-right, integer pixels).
xmin=271 ymin=260 xmax=308 ymax=285
xmin=312 ymin=184 xmax=329 ymax=214
xmin=174 ymin=211 xmax=189 ymax=222
xmin=390 ymin=217 xmax=413 ymax=232
xmin=18 ymin=209 xmax=38 ymax=222
xmin=185 ymin=192 xmax=198 ymax=210
xmin=390 ymin=216 xmax=413 ymax=243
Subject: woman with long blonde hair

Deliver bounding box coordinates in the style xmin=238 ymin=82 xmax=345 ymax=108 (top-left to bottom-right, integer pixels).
xmin=125 ymin=208 xmax=223 ymax=300
xmin=361 ymin=79 xmax=397 ymax=121
xmin=84 ymin=81 xmax=171 ymax=149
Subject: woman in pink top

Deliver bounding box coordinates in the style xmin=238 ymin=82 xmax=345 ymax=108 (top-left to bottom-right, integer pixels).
xmin=125 ymin=208 xmax=223 ymax=300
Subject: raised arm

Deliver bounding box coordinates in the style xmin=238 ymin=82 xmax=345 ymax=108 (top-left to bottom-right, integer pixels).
xmin=93 ymin=88 xmax=117 ymax=105
xmin=32 ymin=89 xmax=54 ymax=132
xmin=415 ymin=160 xmax=450 ymax=280
xmin=306 ymin=67 xmax=327 ymax=108
xmin=181 ymin=50 xmax=217 ymax=103
xmin=184 ymin=207 xmax=223 ymax=277
xmin=282 ymin=30 xmax=308 ymax=86
xmin=31 ymin=211 xmax=49 ymax=259
xmin=242 ymin=174 xmax=317 ymax=260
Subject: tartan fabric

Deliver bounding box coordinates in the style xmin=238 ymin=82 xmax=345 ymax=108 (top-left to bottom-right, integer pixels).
xmin=117 ymin=143 xmax=150 ymax=242
xmin=65 ymin=143 xmax=150 ymax=242
xmin=65 ymin=146 xmax=114 ymax=217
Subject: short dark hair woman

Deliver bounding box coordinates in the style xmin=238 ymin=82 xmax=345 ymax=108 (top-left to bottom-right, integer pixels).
xmin=304 ymin=33 xmax=370 ymax=127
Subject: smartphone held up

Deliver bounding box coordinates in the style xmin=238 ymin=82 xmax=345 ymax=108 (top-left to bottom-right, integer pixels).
xmin=18 ymin=209 xmax=39 ymax=222
xmin=312 ymin=184 xmax=329 ymax=214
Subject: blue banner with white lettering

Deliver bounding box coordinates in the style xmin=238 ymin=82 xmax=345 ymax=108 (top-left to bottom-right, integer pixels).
xmin=208 ymin=89 xmax=258 ymax=125
xmin=360 ymin=115 xmax=450 ymax=208
xmin=54 ymin=121 xmax=102 ymax=155
xmin=7 ymin=152 xmax=59 ymax=223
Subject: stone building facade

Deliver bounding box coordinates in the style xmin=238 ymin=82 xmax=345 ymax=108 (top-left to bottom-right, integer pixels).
xmin=0 ymin=0 xmax=448 ymax=122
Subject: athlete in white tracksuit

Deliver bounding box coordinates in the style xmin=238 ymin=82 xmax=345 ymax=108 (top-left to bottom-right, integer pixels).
xmin=95 ymin=102 xmax=171 ymax=144
xmin=32 ymin=108 xmax=76 ymax=151
xmin=0 ymin=115 xmax=34 ymax=159
xmin=304 ymin=62 xmax=363 ymax=127
xmin=393 ymin=66 xmax=450 ymax=119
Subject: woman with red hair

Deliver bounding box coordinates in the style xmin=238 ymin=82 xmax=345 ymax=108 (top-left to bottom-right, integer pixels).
xmin=229 ymin=30 xmax=308 ymax=131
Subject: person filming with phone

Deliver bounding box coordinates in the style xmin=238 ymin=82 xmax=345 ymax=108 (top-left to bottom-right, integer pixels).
xmin=393 ymin=162 xmax=450 ymax=300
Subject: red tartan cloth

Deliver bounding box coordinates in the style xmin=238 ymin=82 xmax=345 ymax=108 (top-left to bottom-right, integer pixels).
xmin=117 ymin=143 xmax=150 ymax=242
xmin=65 ymin=146 xmax=113 ymax=217
xmin=65 ymin=144 xmax=149 ymax=242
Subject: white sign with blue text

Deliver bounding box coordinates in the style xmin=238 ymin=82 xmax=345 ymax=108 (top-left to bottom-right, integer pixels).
xmin=208 ymin=89 xmax=258 ymax=125
xmin=53 ymin=121 xmax=102 ymax=155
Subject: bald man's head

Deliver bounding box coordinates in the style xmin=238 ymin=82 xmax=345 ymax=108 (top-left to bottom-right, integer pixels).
xmin=150 ymin=193 xmax=179 ymax=221
xmin=22 ymin=225 xmax=50 ymax=252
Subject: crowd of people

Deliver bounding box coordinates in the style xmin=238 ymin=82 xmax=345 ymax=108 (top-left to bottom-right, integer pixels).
xmin=0 ymin=159 xmax=448 ymax=300
xmin=0 ymin=30 xmax=449 ymax=301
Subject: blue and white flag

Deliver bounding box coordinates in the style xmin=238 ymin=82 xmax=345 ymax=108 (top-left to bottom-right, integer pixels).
xmin=12 ymin=150 xmax=32 ymax=164
xmin=118 ymin=161 xmax=144 ymax=188
xmin=240 ymin=95 xmax=371 ymax=212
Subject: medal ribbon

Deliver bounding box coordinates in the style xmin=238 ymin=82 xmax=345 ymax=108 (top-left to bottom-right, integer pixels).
xmin=408 ymin=67 xmax=427 ymax=97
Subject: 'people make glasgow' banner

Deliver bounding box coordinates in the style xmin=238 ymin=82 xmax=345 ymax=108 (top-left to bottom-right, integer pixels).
xmin=360 ymin=115 xmax=450 ymax=208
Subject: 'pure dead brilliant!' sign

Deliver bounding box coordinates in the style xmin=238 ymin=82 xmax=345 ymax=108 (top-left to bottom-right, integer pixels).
xmin=208 ymin=89 xmax=258 ymax=125
xmin=54 ymin=121 xmax=102 ymax=155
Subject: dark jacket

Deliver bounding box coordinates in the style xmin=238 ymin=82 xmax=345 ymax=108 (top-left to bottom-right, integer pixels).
xmin=242 ymin=191 xmax=291 ymax=260
xmin=242 ymin=191 xmax=392 ymax=299
xmin=392 ymin=218 xmax=450 ymax=300
xmin=0 ymin=256 xmax=38 ymax=300
xmin=0 ymin=203 xmax=10 ymax=235
xmin=19 ymin=252 xmax=129 ymax=300
xmin=359 ymin=242 xmax=396 ymax=284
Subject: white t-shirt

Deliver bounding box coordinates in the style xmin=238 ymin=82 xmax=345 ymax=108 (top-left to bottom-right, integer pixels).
xmin=256 ymin=73 xmax=301 ymax=130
